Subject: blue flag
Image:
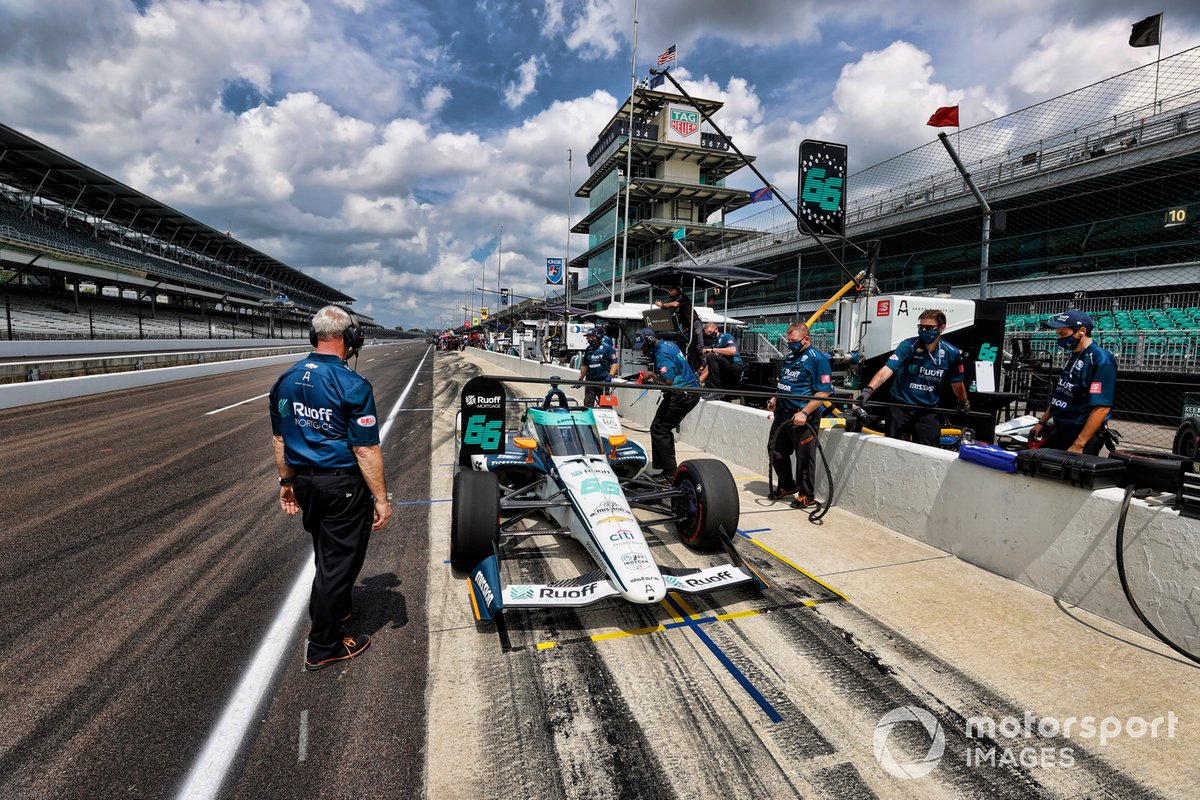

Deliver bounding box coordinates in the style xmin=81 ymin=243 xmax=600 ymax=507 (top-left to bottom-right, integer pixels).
xmin=749 ymin=186 xmax=772 ymax=204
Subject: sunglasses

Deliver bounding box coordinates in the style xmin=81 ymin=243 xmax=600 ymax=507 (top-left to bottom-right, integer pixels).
xmin=917 ymin=323 xmax=940 ymax=331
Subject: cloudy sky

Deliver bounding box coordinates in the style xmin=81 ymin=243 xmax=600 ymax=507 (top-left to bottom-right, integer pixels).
xmin=2 ymin=0 xmax=1197 ymax=329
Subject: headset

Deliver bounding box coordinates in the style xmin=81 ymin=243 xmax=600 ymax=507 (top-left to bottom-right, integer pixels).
xmin=309 ymin=305 xmax=365 ymax=356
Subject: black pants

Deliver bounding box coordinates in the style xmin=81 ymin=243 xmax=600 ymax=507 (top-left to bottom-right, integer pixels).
xmin=770 ymin=414 xmax=819 ymax=498
xmin=1042 ymin=423 xmax=1104 ymax=455
xmin=583 ymin=381 xmax=611 ymax=407
xmin=887 ymin=406 xmax=941 ymax=447
xmin=294 ymin=473 xmax=373 ymax=659
xmin=705 ymin=354 xmax=744 ymax=398
xmin=650 ymin=390 xmax=699 ymax=470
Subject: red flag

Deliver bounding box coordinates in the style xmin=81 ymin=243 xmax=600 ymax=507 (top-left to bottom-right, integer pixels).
xmin=927 ymin=105 xmax=959 ymax=127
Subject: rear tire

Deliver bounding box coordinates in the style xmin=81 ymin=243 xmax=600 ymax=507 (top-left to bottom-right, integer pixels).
xmin=1174 ymin=417 xmax=1200 ymax=460
xmin=672 ymin=458 xmax=739 ymax=550
xmin=450 ymin=470 xmax=500 ymax=572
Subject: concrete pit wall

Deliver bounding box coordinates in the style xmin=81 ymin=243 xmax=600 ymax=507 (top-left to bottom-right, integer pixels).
xmin=469 ymin=348 xmax=1200 ymax=654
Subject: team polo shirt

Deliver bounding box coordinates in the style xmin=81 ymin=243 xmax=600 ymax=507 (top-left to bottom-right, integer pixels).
xmin=583 ymin=340 xmax=617 ymax=380
xmin=1048 ymin=342 xmax=1117 ymax=426
xmin=269 ymin=352 xmax=380 ymax=468
xmin=654 ymin=340 xmax=700 ymax=387
xmin=886 ymin=337 xmax=964 ymax=407
xmin=775 ymin=344 xmax=832 ymax=417
xmin=714 ymin=332 xmax=744 ymax=367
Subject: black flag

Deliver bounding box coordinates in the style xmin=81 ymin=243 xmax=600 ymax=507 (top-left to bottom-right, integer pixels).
xmin=1129 ymin=13 xmax=1162 ymax=47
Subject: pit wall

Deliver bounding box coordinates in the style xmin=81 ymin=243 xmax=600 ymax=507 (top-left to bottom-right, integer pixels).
xmin=468 ymin=348 xmax=1200 ymax=653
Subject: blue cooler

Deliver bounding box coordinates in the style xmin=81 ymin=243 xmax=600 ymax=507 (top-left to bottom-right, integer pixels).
xmin=959 ymin=443 xmax=1018 ymax=474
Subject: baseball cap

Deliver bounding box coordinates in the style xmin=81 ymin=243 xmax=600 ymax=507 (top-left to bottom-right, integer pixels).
xmin=586 ymin=324 xmax=604 ymax=338
xmin=1043 ymin=310 xmax=1094 ymax=331
xmin=632 ymin=327 xmax=658 ymax=349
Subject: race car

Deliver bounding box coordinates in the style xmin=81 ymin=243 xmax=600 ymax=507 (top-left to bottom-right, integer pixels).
xmin=451 ymin=375 xmax=766 ymax=621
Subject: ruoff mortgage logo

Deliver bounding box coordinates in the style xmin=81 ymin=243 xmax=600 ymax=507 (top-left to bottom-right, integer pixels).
xmin=873 ymin=706 xmax=945 ymax=779
xmin=670 ymin=108 xmax=699 ymax=138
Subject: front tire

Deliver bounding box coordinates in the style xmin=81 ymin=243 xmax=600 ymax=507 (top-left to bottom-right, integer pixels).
xmin=672 ymin=458 xmax=739 ymax=550
xmin=450 ymin=470 xmax=500 ymax=572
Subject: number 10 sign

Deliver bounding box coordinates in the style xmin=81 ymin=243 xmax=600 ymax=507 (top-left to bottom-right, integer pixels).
xmin=798 ymin=139 xmax=847 ymax=237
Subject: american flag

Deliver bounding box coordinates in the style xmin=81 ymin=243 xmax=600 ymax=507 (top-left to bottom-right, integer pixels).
xmin=656 ymin=44 xmax=676 ymax=67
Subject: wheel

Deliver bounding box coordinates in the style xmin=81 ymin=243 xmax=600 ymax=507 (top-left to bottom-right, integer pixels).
xmin=450 ymin=470 xmax=500 ymax=572
xmin=1174 ymin=417 xmax=1200 ymax=460
xmin=671 ymin=458 xmax=739 ymax=550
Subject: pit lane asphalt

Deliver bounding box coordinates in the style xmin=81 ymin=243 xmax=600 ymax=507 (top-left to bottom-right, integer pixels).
xmin=0 ymin=342 xmax=432 ymax=800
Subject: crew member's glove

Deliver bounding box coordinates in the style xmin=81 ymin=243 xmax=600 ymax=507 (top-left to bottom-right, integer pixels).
xmin=859 ymin=385 xmax=874 ymax=404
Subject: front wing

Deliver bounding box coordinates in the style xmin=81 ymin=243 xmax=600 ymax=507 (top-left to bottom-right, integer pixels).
xmin=466 ymin=558 xmax=763 ymax=622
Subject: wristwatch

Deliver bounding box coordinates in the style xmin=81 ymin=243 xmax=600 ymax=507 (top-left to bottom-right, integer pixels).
xmin=279 ymin=476 xmax=294 ymax=486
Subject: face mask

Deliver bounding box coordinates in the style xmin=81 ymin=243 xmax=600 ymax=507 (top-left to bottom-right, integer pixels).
xmin=787 ymin=340 xmax=806 ymax=354
xmin=1056 ymin=334 xmax=1079 ymax=352
xmin=917 ymin=327 xmax=939 ymax=346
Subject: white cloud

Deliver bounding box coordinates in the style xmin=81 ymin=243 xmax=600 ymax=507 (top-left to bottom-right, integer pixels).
xmin=422 ymin=84 xmax=452 ymax=116
xmin=504 ymin=55 xmax=545 ymax=108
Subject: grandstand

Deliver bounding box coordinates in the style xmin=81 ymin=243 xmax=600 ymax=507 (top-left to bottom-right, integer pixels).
xmin=0 ymin=121 xmax=393 ymax=342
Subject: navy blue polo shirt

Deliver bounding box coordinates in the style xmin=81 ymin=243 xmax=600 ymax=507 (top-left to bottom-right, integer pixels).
xmin=885 ymin=336 xmax=964 ymax=407
xmin=713 ymin=332 xmax=744 ymax=366
xmin=776 ymin=344 xmax=832 ymax=417
xmin=654 ymin=340 xmax=700 ymax=387
xmin=583 ymin=340 xmax=617 ymax=380
xmin=1048 ymin=342 xmax=1117 ymax=426
xmin=269 ymin=352 xmax=380 ymax=468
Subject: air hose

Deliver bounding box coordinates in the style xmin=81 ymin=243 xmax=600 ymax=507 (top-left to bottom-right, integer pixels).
xmin=1114 ymin=484 xmax=1200 ymax=665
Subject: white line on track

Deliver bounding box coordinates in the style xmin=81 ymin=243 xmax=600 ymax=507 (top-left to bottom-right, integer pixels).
xmin=297 ymin=710 xmax=310 ymax=763
xmin=176 ymin=345 xmax=432 ymax=800
xmin=205 ymin=393 xmax=270 ymax=416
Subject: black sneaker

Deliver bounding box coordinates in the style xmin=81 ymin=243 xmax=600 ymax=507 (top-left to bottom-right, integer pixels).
xmin=652 ymin=468 xmax=677 ymax=483
xmin=767 ymin=487 xmax=796 ymax=501
xmin=305 ymin=634 xmax=371 ymax=671
xmin=791 ymin=494 xmax=820 ymax=510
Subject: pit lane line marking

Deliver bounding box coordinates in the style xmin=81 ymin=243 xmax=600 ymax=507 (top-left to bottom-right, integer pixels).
xmin=297 ymin=710 xmax=309 ymax=763
xmin=528 ymin=595 xmax=840 ymax=651
xmin=206 ymin=392 xmax=269 ymax=415
xmin=736 ymin=528 xmax=849 ymax=602
xmin=177 ymin=345 xmax=431 ymax=800
xmin=663 ymin=592 xmax=783 ymax=723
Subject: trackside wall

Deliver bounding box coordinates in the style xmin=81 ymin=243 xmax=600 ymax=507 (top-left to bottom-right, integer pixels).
xmin=468 ymin=348 xmax=1200 ymax=653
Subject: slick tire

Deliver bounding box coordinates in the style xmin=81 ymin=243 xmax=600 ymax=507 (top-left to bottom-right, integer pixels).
xmin=450 ymin=470 xmax=500 ymax=572
xmin=1174 ymin=417 xmax=1200 ymax=461
xmin=672 ymin=458 xmax=739 ymax=551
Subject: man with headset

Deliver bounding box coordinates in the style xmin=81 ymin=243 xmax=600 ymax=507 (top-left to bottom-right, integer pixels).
xmin=270 ymin=305 xmax=393 ymax=671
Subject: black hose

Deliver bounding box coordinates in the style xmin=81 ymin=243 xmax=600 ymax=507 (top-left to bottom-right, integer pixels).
xmin=1115 ymin=484 xmax=1200 ymax=665
xmin=808 ymin=423 xmax=835 ymax=525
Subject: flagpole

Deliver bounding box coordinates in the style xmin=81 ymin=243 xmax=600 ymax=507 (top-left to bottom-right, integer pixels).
xmin=618 ymin=0 xmax=638 ymax=304
xmin=1154 ymin=13 xmax=1163 ymax=112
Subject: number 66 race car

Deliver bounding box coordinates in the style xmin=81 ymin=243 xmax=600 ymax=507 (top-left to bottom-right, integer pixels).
xmin=451 ymin=375 xmax=766 ymax=621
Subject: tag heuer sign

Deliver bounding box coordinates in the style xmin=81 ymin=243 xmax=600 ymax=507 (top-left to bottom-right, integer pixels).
xmin=670 ymin=108 xmax=699 ymax=138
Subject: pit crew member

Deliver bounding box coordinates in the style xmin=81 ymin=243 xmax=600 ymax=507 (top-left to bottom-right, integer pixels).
xmin=1030 ymin=310 xmax=1117 ymax=454
xmin=860 ymin=308 xmax=969 ymax=447
xmin=578 ymin=324 xmax=619 ymax=407
xmin=767 ymin=322 xmax=832 ymax=509
xmin=635 ymin=327 xmax=700 ymax=481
